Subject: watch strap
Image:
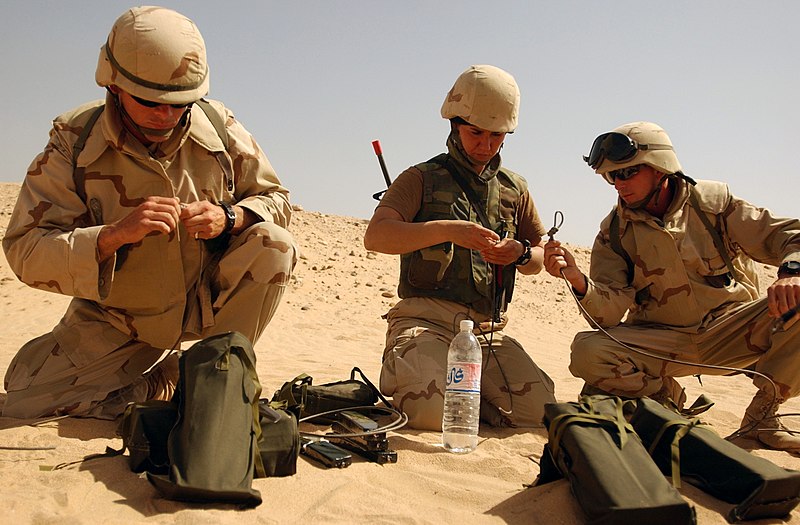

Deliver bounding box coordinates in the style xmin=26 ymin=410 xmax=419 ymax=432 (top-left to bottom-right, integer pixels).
xmin=219 ymin=202 xmax=236 ymax=234
xmin=515 ymin=239 xmax=532 ymax=266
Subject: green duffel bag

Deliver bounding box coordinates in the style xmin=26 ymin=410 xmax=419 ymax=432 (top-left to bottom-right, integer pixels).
xmin=631 ymin=397 xmax=800 ymax=522
xmin=147 ymin=332 xmax=263 ymax=507
xmin=537 ymin=396 xmax=696 ymax=525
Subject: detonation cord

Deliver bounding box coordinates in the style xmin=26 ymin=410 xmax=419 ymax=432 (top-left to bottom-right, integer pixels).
xmin=548 ymin=210 xmax=795 ymax=442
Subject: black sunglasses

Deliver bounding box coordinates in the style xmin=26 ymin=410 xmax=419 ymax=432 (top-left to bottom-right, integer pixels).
xmin=602 ymin=165 xmax=641 ymax=185
xmin=131 ymin=94 xmax=193 ymax=110
xmin=583 ymin=132 xmax=672 ymax=169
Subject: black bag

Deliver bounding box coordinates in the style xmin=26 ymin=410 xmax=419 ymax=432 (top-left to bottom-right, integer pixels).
xmin=118 ymin=399 xmax=300 ymax=484
xmin=257 ymin=399 xmax=300 ymax=477
xmin=631 ymin=397 xmax=800 ymax=522
xmin=272 ymin=367 xmax=380 ymax=419
xmin=117 ymin=400 xmax=177 ymax=474
xmin=146 ymin=332 xmax=264 ymax=506
xmin=537 ymin=396 xmax=696 ymax=525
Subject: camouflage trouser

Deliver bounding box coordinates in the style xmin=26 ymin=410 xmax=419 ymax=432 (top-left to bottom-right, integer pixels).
xmin=570 ymin=297 xmax=800 ymax=401
xmin=3 ymin=221 xmax=296 ymax=419
xmin=380 ymin=297 xmax=556 ymax=431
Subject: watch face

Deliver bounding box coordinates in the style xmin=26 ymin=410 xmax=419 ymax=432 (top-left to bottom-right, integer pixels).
xmin=785 ymin=261 xmax=800 ymax=273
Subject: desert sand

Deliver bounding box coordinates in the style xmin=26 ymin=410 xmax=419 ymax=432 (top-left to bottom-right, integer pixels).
xmin=0 ymin=181 xmax=798 ymax=524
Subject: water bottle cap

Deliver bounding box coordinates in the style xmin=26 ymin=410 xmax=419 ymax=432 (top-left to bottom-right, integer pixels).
xmin=459 ymin=319 xmax=474 ymax=332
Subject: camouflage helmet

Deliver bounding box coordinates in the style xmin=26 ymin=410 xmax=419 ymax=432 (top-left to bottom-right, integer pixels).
xmin=589 ymin=121 xmax=683 ymax=176
xmin=440 ymin=65 xmax=520 ymax=133
xmin=95 ymin=6 xmax=209 ymax=105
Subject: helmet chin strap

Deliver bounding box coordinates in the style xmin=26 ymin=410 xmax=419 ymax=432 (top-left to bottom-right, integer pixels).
xmin=624 ymin=171 xmax=697 ymax=211
xmin=109 ymin=89 xmax=185 ymax=142
xmin=625 ymin=173 xmax=670 ymax=210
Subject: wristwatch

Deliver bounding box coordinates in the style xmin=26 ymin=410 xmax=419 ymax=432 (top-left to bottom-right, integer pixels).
xmin=514 ymin=239 xmax=532 ymax=266
xmin=219 ymin=202 xmax=236 ymax=234
xmin=778 ymin=260 xmax=800 ymax=277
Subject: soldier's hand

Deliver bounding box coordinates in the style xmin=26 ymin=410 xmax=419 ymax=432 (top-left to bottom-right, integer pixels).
xmin=179 ymin=200 xmax=230 ymax=240
xmin=450 ymin=220 xmax=500 ymax=251
xmin=97 ymin=196 xmax=181 ymax=260
xmin=767 ymin=276 xmax=800 ymax=319
xmin=545 ymin=239 xmax=588 ymax=295
xmin=544 ymin=240 xmax=573 ymax=276
xmin=481 ymin=238 xmax=522 ymax=266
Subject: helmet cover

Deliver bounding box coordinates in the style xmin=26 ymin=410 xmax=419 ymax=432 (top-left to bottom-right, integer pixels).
xmin=95 ymin=6 xmax=209 ymax=104
xmin=441 ymin=65 xmax=519 ymax=133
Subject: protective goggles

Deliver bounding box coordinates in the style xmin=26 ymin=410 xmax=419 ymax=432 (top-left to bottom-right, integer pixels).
xmin=131 ymin=94 xmax=193 ymax=110
xmin=602 ymin=165 xmax=641 ymax=185
xmin=583 ymin=132 xmax=672 ymax=169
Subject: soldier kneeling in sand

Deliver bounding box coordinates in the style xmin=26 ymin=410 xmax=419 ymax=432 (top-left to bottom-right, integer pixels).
xmin=544 ymin=121 xmax=800 ymax=452
xmin=365 ymin=65 xmax=556 ymax=430
xmin=2 ymin=6 xmax=296 ymax=419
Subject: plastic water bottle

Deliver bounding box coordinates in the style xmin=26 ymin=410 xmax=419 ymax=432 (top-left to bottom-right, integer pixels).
xmin=442 ymin=319 xmax=482 ymax=453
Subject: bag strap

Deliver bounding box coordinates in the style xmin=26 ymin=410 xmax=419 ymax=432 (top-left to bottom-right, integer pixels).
xmin=439 ymin=158 xmax=492 ymax=229
xmin=647 ymin=416 xmax=715 ymax=488
xmin=195 ymin=98 xmax=229 ymax=150
xmin=276 ymin=373 xmax=313 ymax=411
xmin=609 ymin=212 xmax=635 ymax=286
xmin=609 ymin=188 xmax=738 ymax=286
xmin=687 ymin=188 xmax=738 ymax=280
xmin=71 ymin=105 xmax=105 ymax=203
xmin=230 ymin=344 xmax=267 ymax=478
xmin=71 ymin=100 xmax=231 ymax=200
xmin=349 ymin=366 xmax=394 ymax=410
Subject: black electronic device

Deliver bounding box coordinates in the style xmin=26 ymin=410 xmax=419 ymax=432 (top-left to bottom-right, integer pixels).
xmin=300 ymin=438 xmax=352 ymax=469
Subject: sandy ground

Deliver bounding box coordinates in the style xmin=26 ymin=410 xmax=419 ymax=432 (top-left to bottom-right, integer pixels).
xmin=0 ymin=182 xmax=797 ymax=524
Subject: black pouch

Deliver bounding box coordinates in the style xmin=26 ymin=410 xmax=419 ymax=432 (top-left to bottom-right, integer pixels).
xmin=631 ymin=397 xmax=800 ymax=522
xmin=272 ymin=367 xmax=380 ymax=419
xmin=117 ymin=400 xmax=177 ymax=474
xmin=537 ymin=396 xmax=696 ymax=525
xmin=256 ymin=400 xmax=300 ymax=477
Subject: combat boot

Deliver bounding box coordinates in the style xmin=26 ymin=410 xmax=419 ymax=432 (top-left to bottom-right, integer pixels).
xmin=88 ymin=353 xmax=179 ymax=419
xmin=739 ymin=389 xmax=800 ymax=452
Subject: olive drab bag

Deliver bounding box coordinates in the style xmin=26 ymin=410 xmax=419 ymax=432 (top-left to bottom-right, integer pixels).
xmin=631 ymin=397 xmax=800 ymax=522
xmin=146 ymin=332 xmax=264 ymax=506
xmin=271 ymin=367 xmax=381 ymax=419
xmin=536 ymin=396 xmax=696 ymax=525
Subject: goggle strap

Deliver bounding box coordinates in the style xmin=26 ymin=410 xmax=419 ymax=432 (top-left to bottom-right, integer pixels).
xmin=639 ymin=143 xmax=673 ymax=152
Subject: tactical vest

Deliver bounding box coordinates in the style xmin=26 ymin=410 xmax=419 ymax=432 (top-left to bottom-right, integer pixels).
xmin=398 ymin=153 xmax=526 ymax=315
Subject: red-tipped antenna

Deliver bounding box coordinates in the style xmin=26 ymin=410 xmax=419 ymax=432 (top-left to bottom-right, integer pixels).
xmin=371 ymin=140 xmax=393 ymax=201
xmin=372 ymin=140 xmax=392 ymax=189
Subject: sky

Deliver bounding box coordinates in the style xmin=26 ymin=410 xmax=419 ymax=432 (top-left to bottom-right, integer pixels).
xmin=1 ymin=1 xmax=798 ymax=247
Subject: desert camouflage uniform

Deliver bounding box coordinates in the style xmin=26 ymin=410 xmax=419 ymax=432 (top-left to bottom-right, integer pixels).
xmin=2 ymin=95 xmax=296 ymax=418
xmin=377 ymin=137 xmax=555 ymax=430
xmin=571 ymin=179 xmax=800 ymax=401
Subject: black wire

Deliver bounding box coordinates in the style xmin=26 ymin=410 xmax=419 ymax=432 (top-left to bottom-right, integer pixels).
xmin=547 ymin=209 xmax=782 ymax=439
xmin=299 ymin=405 xmax=408 ymax=439
xmin=557 ymin=268 xmax=781 ymax=440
